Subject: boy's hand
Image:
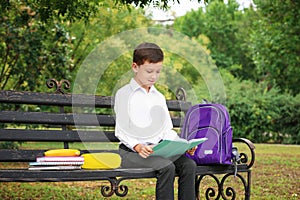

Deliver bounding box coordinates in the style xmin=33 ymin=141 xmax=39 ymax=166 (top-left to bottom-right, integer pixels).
xmin=134 ymin=144 xmax=154 ymax=158
xmin=186 ymin=146 xmax=197 ymax=156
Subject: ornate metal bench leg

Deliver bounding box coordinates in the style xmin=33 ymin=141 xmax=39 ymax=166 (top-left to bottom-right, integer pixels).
xmin=220 ymin=173 xmax=250 ymax=200
xmin=100 ymin=178 xmax=129 ymax=197
xmin=115 ymin=178 xmax=129 ymax=197
xmin=195 ymin=176 xmax=200 ymax=200
xmin=196 ymin=172 xmax=251 ymax=200
xmin=101 ymin=178 xmax=117 ymax=197
xmin=245 ymin=170 xmax=251 ymax=200
xmin=196 ymin=174 xmax=221 ymax=200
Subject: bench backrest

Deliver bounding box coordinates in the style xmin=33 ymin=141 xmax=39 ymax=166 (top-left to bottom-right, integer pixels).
xmin=0 ymin=90 xmax=191 ymax=162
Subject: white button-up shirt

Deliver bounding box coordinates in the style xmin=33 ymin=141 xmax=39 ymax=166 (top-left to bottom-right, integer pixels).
xmin=114 ymin=78 xmax=180 ymax=151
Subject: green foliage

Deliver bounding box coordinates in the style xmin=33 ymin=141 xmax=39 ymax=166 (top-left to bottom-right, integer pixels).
xmin=1 ymin=0 xmax=103 ymax=22
xmin=251 ymin=0 xmax=300 ymax=95
xmin=173 ymin=0 xmax=257 ymax=80
xmin=117 ymin=0 xmax=170 ymax=8
xmin=172 ymin=0 xmax=300 ymax=144
xmin=174 ymin=0 xmax=300 ymax=96
xmin=74 ymin=28 xmax=215 ymax=102
xmin=173 ymin=9 xmax=205 ymax=38
xmin=1 ymin=0 xmax=299 ymax=144
xmin=116 ymin=0 xmax=210 ymax=9
xmin=0 ymin=4 xmax=73 ymax=91
xmin=0 ymin=1 xmax=210 ymax=22
xmin=221 ymin=69 xmax=299 ymax=144
xmin=0 ymin=0 xmax=151 ymax=92
xmin=203 ymin=0 xmax=239 ymax=68
xmin=0 ymin=141 xmax=19 ymax=149
xmin=277 ymin=93 xmax=300 ymax=144
xmin=67 ymin=1 xmax=151 ymax=77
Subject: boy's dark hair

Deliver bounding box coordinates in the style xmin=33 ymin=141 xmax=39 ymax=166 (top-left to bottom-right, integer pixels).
xmin=133 ymin=42 xmax=164 ymax=65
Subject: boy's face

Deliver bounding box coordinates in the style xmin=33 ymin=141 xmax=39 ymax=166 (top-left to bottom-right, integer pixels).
xmin=132 ymin=60 xmax=163 ymax=92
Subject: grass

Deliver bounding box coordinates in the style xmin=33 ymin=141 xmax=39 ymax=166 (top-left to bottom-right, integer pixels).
xmin=0 ymin=143 xmax=299 ymax=200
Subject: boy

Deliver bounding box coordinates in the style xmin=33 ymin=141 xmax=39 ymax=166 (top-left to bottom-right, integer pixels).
xmin=114 ymin=42 xmax=196 ymax=200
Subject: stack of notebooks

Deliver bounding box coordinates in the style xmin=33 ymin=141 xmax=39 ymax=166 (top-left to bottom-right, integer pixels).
xmin=29 ymin=156 xmax=84 ymax=170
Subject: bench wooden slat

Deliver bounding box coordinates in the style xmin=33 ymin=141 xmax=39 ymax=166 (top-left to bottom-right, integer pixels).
xmin=0 ymin=149 xmax=44 ymax=161
xmin=0 ymin=91 xmax=191 ymax=111
xmin=0 ymin=149 xmax=118 ymax=162
xmin=0 ymin=111 xmax=115 ymax=126
xmin=0 ymin=168 xmax=157 ymax=182
xmin=0 ymin=111 xmax=184 ymax=127
xmin=0 ymin=129 xmax=119 ymax=142
xmin=166 ymin=100 xmax=191 ymax=112
xmin=0 ymin=91 xmax=113 ymax=107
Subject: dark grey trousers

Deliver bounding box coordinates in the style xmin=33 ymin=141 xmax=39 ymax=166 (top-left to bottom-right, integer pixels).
xmin=119 ymin=145 xmax=197 ymax=200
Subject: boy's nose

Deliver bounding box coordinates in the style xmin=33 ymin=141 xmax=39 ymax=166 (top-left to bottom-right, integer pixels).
xmin=151 ymin=74 xmax=157 ymax=79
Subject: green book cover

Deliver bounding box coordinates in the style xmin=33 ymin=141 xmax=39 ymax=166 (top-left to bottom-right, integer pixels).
xmin=151 ymin=138 xmax=207 ymax=158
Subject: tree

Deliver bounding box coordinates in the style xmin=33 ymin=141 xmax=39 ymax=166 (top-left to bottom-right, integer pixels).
xmin=0 ymin=1 xmax=211 ymax=22
xmin=203 ymin=0 xmax=240 ymax=68
xmin=173 ymin=9 xmax=205 ymax=38
xmin=0 ymin=0 xmax=104 ymax=22
xmin=173 ymin=0 xmax=257 ymax=80
xmin=250 ymin=0 xmax=300 ymax=95
xmin=0 ymin=0 xmax=152 ymax=91
xmin=0 ymin=5 xmax=72 ymax=91
xmin=68 ymin=0 xmax=151 ymax=73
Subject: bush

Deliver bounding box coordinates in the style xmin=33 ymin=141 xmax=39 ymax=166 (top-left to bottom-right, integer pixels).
xmin=275 ymin=93 xmax=300 ymax=144
xmin=221 ymin=69 xmax=299 ymax=144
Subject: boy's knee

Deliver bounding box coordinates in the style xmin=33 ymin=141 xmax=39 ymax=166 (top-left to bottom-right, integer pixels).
xmin=182 ymin=158 xmax=197 ymax=175
xmin=165 ymin=162 xmax=176 ymax=173
xmin=187 ymin=159 xmax=197 ymax=169
xmin=159 ymin=162 xmax=176 ymax=176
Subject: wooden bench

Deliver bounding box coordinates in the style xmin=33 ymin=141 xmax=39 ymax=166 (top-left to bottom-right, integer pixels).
xmin=0 ymin=79 xmax=255 ymax=199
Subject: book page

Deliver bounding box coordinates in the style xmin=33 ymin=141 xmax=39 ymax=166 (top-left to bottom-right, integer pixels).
xmin=151 ymin=138 xmax=207 ymax=158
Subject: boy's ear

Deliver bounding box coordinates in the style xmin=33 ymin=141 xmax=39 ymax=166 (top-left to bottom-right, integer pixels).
xmin=132 ymin=62 xmax=138 ymax=73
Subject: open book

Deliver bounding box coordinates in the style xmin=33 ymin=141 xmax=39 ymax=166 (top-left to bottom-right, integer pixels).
xmin=151 ymin=138 xmax=207 ymax=158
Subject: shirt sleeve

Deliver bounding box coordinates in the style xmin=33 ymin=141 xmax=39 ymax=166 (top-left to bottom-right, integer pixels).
xmin=160 ymin=97 xmax=181 ymax=141
xmin=114 ymin=88 xmax=140 ymax=151
xmin=162 ymin=129 xmax=181 ymax=141
xmin=115 ymin=127 xmax=140 ymax=151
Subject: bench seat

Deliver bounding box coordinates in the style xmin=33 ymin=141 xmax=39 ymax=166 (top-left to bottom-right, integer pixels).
xmin=0 ymin=164 xmax=249 ymax=182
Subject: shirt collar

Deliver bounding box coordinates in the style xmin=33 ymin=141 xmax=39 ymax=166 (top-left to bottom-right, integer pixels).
xmin=129 ymin=78 xmax=157 ymax=93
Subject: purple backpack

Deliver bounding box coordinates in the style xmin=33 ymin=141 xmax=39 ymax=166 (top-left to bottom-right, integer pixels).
xmin=180 ymin=104 xmax=233 ymax=165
